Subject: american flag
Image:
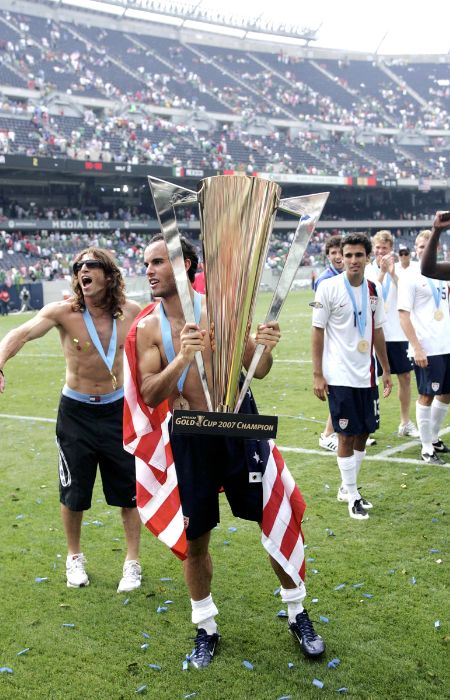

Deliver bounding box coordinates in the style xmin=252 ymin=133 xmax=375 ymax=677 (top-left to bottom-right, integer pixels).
xmin=123 ymin=304 xmax=306 ymax=585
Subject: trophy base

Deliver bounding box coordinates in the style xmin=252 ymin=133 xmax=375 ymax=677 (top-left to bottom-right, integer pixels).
xmin=172 ymin=410 xmax=278 ymax=439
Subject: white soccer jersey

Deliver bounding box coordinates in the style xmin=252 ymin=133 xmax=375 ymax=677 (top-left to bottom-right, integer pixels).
xmin=365 ymin=261 xmax=406 ymax=342
xmin=312 ymin=274 xmax=386 ymax=388
xmin=397 ymin=268 xmax=450 ymax=357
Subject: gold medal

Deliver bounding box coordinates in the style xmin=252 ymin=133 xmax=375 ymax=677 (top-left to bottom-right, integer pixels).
xmin=173 ymin=394 xmax=190 ymax=410
xmin=434 ymin=309 xmax=444 ymax=321
xmin=357 ymin=339 xmax=370 ymax=353
xmin=110 ymin=372 xmax=118 ymax=390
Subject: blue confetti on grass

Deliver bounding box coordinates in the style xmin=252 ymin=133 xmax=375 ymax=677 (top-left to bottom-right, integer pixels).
xmin=135 ymin=685 xmax=147 ymax=694
xmin=141 ymin=644 xmax=149 ymax=651
xmin=362 ymin=593 xmax=374 ymax=598
xmin=17 ymin=648 xmax=30 ymax=656
xmin=311 ymin=569 xmax=319 ymax=574
xmin=431 ymin=518 xmax=438 ymax=523
xmin=430 ymin=549 xmax=440 ymax=553
xmin=223 ymin=540 xmax=231 ymax=545
xmin=334 ymin=584 xmax=346 ymax=591
xmin=434 ymin=620 xmax=441 ymax=629
xmin=311 ymin=598 xmax=319 ymax=604
xmin=35 ymin=577 xmax=48 ymax=583
xmin=164 ymin=600 xmax=173 ymax=605
xmin=0 ymin=667 xmax=13 ymax=673
xmin=160 ymin=577 xmax=173 ymax=582
xmin=62 ymin=623 xmax=75 ymax=628
xmin=182 ymin=659 xmax=189 ymax=671
xmin=327 ymin=658 xmax=340 ymax=669
xmin=123 ymin=598 xmax=130 ymax=606
xmin=410 ymin=577 xmax=417 ymax=585
xmin=319 ymin=616 xmax=329 ymax=623
xmin=312 ymin=678 xmax=324 ymax=688
xmin=228 ymin=527 xmax=237 ymax=533
xmin=306 ymin=557 xmax=315 ymax=563
xmin=243 ymin=660 xmax=254 ymax=670
xmin=157 ymin=606 xmax=168 ymax=614
xmin=277 ymin=696 xmax=292 ymax=699
xmin=277 ymin=610 xmax=288 ymax=618
xmin=142 ymin=632 xmax=150 ymax=639
xmin=352 ymin=583 xmax=364 ymax=589
xmin=336 ymin=688 xmax=348 ymax=694
xmin=273 ymin=587 xmax=281 ymax=596
xmin=147 ymin=664 xmax=161 ymax=671
xmin=184 ymin=694 xmax=197 ymax=699
xmin=287 ymin=662 xmax=294 ymax=668
xmin=325 ymin=528 xmax=335 ymax=537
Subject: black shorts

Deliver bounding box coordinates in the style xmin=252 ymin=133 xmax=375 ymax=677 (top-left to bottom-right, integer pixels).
xmin=413 ymin=354 xmax=450 ymax=396
xmin=376 ymin=341 xmax=413 ymax=376
xmin=170 ymin=430 xmax=266 ymax=541
xmin=56 ymin=395 xmax=137 ymax=511
xmin=328 ymin=385 xmax=380 ymax=436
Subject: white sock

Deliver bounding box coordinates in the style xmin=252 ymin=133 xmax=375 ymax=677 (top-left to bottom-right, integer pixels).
xmin=416 ymin=402 xmax=433 ymax=454
xmin=281 ymin=584 xmax=306 ymax=623
xmin=354 ymin=449 xmax=366 ymax=480
xmin=430 ymin=399 xmax=449 ymax=443
xmin=191 ymin=594 xmax=218 ymax=635
xmin=337 ymin=455 xmax=359 ymax=501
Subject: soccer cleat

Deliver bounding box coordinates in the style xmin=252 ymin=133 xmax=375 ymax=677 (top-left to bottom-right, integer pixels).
xmin=289 ymin=609 xmax=325 ymax=658
xmin=398 ymin=420 xmax=420 ymax=438
xmin=421 ymin=451 xmax=445 ymax=465
xmin=432 ymin=439 xmax=450 ymax=453
xmin=337 ymin=487 xmax=372 ymax=509
xmin=117 ymin=560 xmax=142 ymax=593
xmin=348 ymin=499 xmax=369 ymax=520
xmin=66 ymin=553 xmax=89 ymax=588
xmin=365 ymin=437 xmax=377 ymax=447
xmin=319 ymin=432 xmax=338 ymax=452
xmin=190 ymin=628 xmax=220 ymax=669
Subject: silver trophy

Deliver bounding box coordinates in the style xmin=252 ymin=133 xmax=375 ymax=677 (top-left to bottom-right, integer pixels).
xmin=148 ymin=174 xmax=328 ymax=437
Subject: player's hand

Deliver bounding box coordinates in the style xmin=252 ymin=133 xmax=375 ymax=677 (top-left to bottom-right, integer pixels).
xmin=179 ymin=323 xmax=206 ymax=362
xmin=379 ymin=253 xmax=392 ymax=273
xmin=432 ymin=210 xmax=450 ymax=234
xmin=255 ymin=321 xmax=281 ymax=353
xmin=382 ymin=372 xmax=393 ymax=398
xmin=413 ymin=347 xmax=428 ymax=368
xmin=313 ymin=373 xmax=328 ymax=401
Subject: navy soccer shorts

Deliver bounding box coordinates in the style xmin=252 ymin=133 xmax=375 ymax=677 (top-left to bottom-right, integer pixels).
xmin=413 ymin=353 xmax=450 ymax=396
xmin=328 ymin=385 xmax=380 ymax=436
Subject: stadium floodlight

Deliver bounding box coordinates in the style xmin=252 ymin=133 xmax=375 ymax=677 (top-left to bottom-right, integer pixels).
xmin=61 ymin=0 xmax=124 ymax=14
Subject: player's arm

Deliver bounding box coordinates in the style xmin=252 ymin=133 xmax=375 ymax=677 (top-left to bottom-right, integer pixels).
xmin=421 ymin=211 xmax=450 ymax=279
xmin=136 ymin=319 xmax=206 ymax=407
xmin=311 ymin=326 xmax=328 ymax=401
xmin=373 ymin=327 xmax=392 ymax=398
xmin=398 ymin=310 xmax=427 ymax=368
xmin=243 ymin=321 xmax=281 ymax=379
xmin=0 ymin=304 xmax=60 ymax=392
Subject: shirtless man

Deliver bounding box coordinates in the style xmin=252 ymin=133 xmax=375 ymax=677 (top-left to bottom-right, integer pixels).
xmin=0 ymin=247 xmax=143 ymax=592
xmin=127 ymin=235 xmax=325 ymax=669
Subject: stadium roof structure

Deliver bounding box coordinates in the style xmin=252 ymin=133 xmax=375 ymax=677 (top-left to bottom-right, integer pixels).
xmin=44 ymin=0 xmax=319 ymax=43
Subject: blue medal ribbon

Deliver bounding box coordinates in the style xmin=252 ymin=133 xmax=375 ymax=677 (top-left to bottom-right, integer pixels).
xmin=374 ymin=262 xmax=391 ymax=302
xmin=159 ymin=291 xmax=202 ymax=394
xmin=343 ymin=272 xmax=368 ymax=339
xmin=82 ymin=308 xmax=118 ymax=388
xmin=426 ymin=278 xmax=443 ymax=311
xmin=329 ymin=263 xmax=341 ymax=276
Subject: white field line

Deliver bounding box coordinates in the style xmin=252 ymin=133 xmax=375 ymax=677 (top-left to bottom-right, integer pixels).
xmin=2 ymin=413 xmax=450 ymax=468
xmin=276 ymin=359 xmax=312 ymax=364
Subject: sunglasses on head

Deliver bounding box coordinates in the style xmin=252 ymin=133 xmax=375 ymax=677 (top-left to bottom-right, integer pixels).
xmin=399 ymin=251 xmax=410 ymax=257
xmin=73 ymin=259 xmax=105 ymax=274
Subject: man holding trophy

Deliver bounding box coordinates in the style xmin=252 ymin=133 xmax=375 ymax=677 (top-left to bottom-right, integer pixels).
xmin=124 ymin=175 xmax=328 ymax=668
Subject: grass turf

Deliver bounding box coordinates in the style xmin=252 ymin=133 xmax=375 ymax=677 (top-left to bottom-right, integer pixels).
xmin=0 ymin=292 xmax=448 ymax=700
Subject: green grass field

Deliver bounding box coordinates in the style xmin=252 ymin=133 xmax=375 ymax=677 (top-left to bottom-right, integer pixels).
xmin=0 ymin=291 xmax=448 ymax=700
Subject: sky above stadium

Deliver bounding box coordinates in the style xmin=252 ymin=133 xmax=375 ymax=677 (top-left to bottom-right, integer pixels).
xmin=179 ymin=0 xmax=450 ymax=54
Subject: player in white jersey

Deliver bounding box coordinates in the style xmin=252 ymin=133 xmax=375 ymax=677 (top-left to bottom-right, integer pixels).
xmin=398 ymin=226 xmax=450 ymax=464
xmin=366 ymin=230 xmax=418 ymax=438
xmin=312 ymin=233 xmax=392 ymax=520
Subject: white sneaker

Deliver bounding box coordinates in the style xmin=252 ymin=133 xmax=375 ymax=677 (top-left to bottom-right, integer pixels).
xmin=338 ymin=487 xmax=373 ymax=509
xmin=319 ymin=432 xmax=338 ymax=452
xmin=66 ymin=553 xmax=89 ymax=588
xmin=117 ymin=560 xmax=142 ymax=593
xmin=365 ymin=437 xmax=377 ymax=447
xmin=398 ymin=421 xmax=420 ymax=438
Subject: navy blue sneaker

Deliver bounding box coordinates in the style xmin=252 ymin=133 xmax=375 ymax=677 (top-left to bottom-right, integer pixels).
xmin=190 ymin=628 xmax=220 ymax=669
xmin=289 ymin=610 xmax=325 ymax=658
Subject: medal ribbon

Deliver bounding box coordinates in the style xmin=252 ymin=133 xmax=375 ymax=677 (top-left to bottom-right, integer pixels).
xmin=329 ymin=263 xmax=341 ymax=276
xmin=344 ymin=272 xmax=368 ymax=339
xmin=160 ymin=291 xmax=202 ymax=394
xmin=82 ymin=308 xmax=117 ymax=386
xmin=426 ymin=278 xmax=443 ymax=311
xmin=374 ymin=262 xmax=391 ymax=302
